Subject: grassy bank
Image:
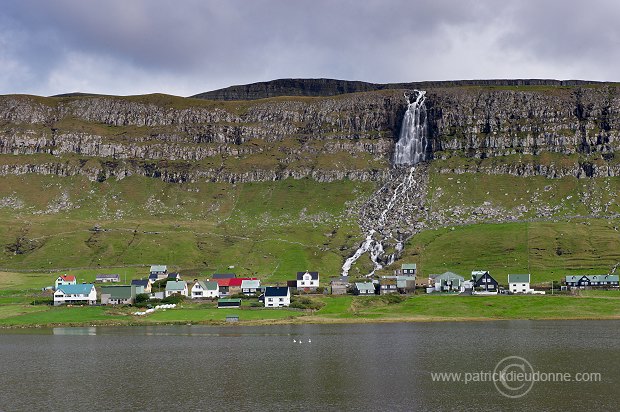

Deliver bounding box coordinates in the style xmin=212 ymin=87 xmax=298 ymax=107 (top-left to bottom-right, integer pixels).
xmin=1 ymin=293 xmax=619 ymax=328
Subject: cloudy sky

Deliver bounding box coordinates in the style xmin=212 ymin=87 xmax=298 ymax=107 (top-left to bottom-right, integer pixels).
xmin=1 ymin=0 xmax=619 ymax=96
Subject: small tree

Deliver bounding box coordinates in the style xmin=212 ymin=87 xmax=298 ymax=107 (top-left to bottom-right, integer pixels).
xmin=135 ymin=293 xmax=150 ymax=304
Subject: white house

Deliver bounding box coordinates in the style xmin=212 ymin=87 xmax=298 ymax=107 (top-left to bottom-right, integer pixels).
xmin=165 ymin=280 xmax=188 ymax=297
xmin=190 ymin=280 xmax=219 ymax=299
xmin=508 ymin=274 xmax=533 ymax=294
xmin=296 ymin=271 xmax=319 ymax=291
xmin=241 ymin=279 xmax=261 ymax=295
xmin=54 ymin=275 xmax=76 ymax=289
xmin=264 ymin=286 xmax=290 ymax=307
xmin=54 ymin=284 xmax=97 ymax=306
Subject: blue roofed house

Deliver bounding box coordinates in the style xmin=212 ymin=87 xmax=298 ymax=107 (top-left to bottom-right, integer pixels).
xmin=54 ymin=284 xmax=97 ymax=306
xmin=264 ymin=286 xmax=290 ymax=307
xmin=472 ymin=270 xmax=499 ymax=293
xmin=131 ymin=279 xmax=152 ymax=294
xmin=296 ymin=271 xmax=319 ymax=291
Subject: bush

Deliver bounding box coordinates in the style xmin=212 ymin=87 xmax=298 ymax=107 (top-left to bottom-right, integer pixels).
xmin=162 ymin=294 xmax=185 ymax=304
xmin=135 ymin=293 xmax=150 ymax=304
xmin=151 ymin=279 xmax=167 ymax=291
xmin=31 ymin=298 xmax=53 ymax=306
xmin=290 ymin=296 xmax=325 ymax=310
xmin=315 ymin=286 xmax=325 ymax=294
xmin=250 ymin=301 xmax=263 ymax=308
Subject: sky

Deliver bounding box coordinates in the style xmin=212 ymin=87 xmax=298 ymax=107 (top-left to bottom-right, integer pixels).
xmin=1 ymin=0 xmax=619 ymax=96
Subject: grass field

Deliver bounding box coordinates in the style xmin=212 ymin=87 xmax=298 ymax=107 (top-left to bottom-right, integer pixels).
xmin=2 ymin=162 xmax=620 ymax=286
xmin=0 ymin=293 xmax=619 ymax=328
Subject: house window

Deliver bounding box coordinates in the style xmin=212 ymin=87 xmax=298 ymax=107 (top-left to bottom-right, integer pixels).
xmin=279 ymin=298 xmax=284 ymax=302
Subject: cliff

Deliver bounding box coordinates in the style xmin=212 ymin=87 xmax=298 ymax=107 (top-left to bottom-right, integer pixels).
xmin=1 ymin=81 xmax=620 ymax=184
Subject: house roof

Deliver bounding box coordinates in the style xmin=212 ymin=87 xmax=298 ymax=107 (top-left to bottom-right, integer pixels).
xmin=101 ymin=285 xmax=135 ymax=299
xmin=96 ymin=274 xmax=120 ymax=279
xmin=205 ymin=281 xmax=219 ymax=291
xmin=213 ymin=273 xmax=236 ymax=279
xmin=396 ymin=276 xmax=415 ymax=288
xmin=401 ymin=264 xmax=417 ymax=270
xmin=472 ymin=271 xmax=495 ymax=283
xmin=508 ymin=274 xmax=530 ymax=283
xmin=265 ymin=286 xmax=289 ymax=297
xmin=165 ymin=281 xmax=186 ymax=291
xmin=131 ymin=279 xmax=149 ymax=287
xmin=193 ymin=281 xmax=208 ymax=290
xmin=241 ymin=279 xmax=261 ymax=289
xmin=58 ymin=275 xmax=76 ymax=282
xmin=56 ymin=284 xmax=94 ymax=295
xmin=355 ymin=282 xmax=375 ymax=292
xmin=150 ymin=265 xmax=167 ymax=273
xmin=297 ymin=271 xmax=319 ymax=280
xmin=566 ymin=274 xmax=619 ymax=282
xmin=433 ymin=272 xmax=464 ymax=281
xmin=228 ymin=278 xmax=257 ymax=287
xmin=218 ymin=298 xmax=241 ymax=304
xmin=167 ymin=272 xmax=181 ymax=279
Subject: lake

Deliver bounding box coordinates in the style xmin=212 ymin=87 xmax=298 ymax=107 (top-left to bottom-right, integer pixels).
xmin=0 ymin=320 xmax=618 ymax=411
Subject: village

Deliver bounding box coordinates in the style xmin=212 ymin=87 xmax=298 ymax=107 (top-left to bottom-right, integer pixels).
xmin=49 ymin=264 xmax=620 ymax=314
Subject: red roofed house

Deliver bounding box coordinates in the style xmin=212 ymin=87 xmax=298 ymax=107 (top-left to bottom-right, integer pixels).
xmin=55 ymin=275 xmax=76 ymax=289
xmin=229 ymin=278 xmax=257 ymax=296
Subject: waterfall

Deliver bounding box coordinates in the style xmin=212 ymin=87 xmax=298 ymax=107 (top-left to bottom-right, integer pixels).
xmin=393 ymin=90 xmax=428 ymax=166
xmin=341 ymin=90 xmax=429 ymax=277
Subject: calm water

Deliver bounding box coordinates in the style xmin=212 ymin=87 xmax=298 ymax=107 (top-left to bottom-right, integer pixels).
xmin=0 ymin=320 xmax=618 ymax=411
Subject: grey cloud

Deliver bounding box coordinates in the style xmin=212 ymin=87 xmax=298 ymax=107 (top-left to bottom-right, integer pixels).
xmin=0 ymin=0 xmax=618 ymax=96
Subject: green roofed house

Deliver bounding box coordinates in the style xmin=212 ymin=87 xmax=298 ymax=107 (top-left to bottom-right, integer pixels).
xmin=165 ymin=281 xmax=188 ymax=298
xmin=508 ymin=274 xmax=532 ymax=294
xmin=191 ymin=280 xmax=219 ymax=299
xmin=101 ymin=285 xmax=137 ymax=305
xmin=395 ymin=263 xmax=417 ymax=276
xmin=354 ymin=282 xmax=376 ymax=295
xmin=218 ymin=298 xmax=241 ymax=308
xmin=431 ymin=272 xmax=465 ymax=292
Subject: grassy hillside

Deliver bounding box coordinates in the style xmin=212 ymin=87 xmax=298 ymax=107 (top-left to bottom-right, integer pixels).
xmin=0 ymin=174 xmax=374 ymax=284
xmin=2 ymin=165 xmax=620 ymax=287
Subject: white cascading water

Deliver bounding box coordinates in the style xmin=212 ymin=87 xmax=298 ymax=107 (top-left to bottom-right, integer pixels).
xmin=393 ymin=90 xmax=428 ymax=166
xmin=341 ymin=90 xmax=428 ymax=277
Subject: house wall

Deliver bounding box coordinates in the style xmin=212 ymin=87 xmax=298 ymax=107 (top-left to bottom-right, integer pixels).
xmin=265 ymin=295 xmax=290 ymax=307
xmin=54 ymin=288 xmax=96 ymax=306
xmin=509 ymin=282 xmax=531 ymax=293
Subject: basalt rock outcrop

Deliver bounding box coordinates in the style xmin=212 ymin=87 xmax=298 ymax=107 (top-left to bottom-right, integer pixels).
xmin=1 ymin=81 xmax=620 ymax=184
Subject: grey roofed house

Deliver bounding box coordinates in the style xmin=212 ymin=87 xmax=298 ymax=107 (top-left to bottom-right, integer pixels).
xmin=213 ymin=273 xmax=236 ymax=279
xmin=150 ymin=265 xmax=167 ymax=274
xmin=95 ymin=274 xmax=120 ymax=282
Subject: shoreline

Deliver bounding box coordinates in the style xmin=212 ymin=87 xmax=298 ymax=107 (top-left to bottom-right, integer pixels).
xmin=2 ymin=313 xmax=620 ymax=330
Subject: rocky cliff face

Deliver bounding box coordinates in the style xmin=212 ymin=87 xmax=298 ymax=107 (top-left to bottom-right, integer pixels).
xmin=2 ymin=82 xmax=620 ymax=184
xmin=0 ymin=92 xmax=401 ymax=182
